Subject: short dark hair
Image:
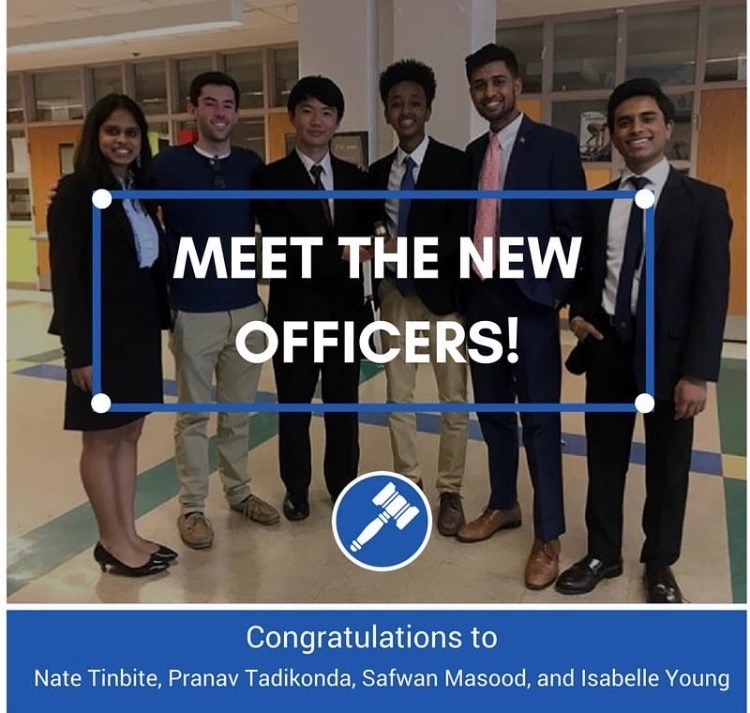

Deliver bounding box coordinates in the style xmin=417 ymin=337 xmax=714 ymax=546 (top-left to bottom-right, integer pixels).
xmin=74 ymin=93 xmax=152 ymax=187
xmin=607 ymin=77 xmax=675 ymax=132
xmin=287 ymin=75 xmax=345 ymax=119
xmin=379 ymin=59 xmax=436 ymax=107
xmin=465 ymin=43 xmax=520 ymax=81
xmin=189 ymin=71 xmax=241 ymax=109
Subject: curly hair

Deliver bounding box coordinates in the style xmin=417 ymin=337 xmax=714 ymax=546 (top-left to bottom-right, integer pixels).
xmin=379 ymin=59 xmax=436 ymax=107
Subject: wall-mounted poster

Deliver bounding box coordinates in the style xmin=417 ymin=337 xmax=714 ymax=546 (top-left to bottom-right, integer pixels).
xmin=579 ymin=110 xmax=611 ymax=162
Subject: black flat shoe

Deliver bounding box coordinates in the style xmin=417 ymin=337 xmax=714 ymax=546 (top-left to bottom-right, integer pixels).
xmin=94 ymin=543 xmax=170 ymax=577
xmin=283 ymin=495 xmax=310 ymax=521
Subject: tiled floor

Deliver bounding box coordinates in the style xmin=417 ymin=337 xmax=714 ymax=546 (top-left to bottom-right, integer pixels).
xmin=6 ymin=289 xmax=746 ymax=604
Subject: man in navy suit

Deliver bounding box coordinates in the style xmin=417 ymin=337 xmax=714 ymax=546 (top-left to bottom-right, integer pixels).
xmin=556 ymin=78 xmax=731 ymax=602
xmin=255 ymin=76 xmax=371 ymax=522
xmin=368 ymin=59 xmax=470 ymax=536
xmin=457 ymin=44 xmax=585 ymax=591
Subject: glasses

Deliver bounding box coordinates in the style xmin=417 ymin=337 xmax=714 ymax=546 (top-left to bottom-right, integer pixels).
xmin=210 ymin=156 xmax=226 ymax=189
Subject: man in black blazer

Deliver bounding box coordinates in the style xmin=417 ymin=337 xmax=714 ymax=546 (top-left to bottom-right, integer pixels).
xmin=368 ymin=59 xmax=470 ymax=537
xmin=457 ymin=44 xmax=585 ymax=591
xmin=556 ymin=78 xmax=731 ymax=602
xmin=255 ymin=76 xmax=371 ymax=521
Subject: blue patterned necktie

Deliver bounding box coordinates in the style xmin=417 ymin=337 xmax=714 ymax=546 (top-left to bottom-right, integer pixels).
xmin=613 ymin=175 xmax=650 ymax=342
xmin=395 ymin=156 xmax=416 ymax=296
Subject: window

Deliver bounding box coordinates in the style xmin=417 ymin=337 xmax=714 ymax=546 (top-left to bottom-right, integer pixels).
xmin=626 ymin=10 xmax=698 ymax=85
xmin=664 ymin=93 xmax=693 ymax=162
xmin=8 ymin=74 xmax=24 ymax=124
xmin=233 ymin=118 xmax=266 ymax=162
xmin=553 ymin=18 xmax=616 ymax=91
xmin=8 ymin=130 xmax=31 ymax=222
xmin=8 ymin=177 xmax=31 ymax=221
xmin=705 ymin=5 xmax=746 ymax=82
xmin=7 ymin=129 xmax=28 ymax=175
xmin=176 ymin=56 xmax=214 ymax=112
xmin=225 ymin=52 xmax=264 ymax=109
xmin=134 ymin=61 xmax=168 ymax=115
xmin=496 ymin=24 xmax=543 ymax=93
xmin=92 ymin=65 xmax=122 ymax=101
xmin=33 ymin=70 xmax=84 ymax=121
xmin=272 ymin=47 xmax=299 ymax=107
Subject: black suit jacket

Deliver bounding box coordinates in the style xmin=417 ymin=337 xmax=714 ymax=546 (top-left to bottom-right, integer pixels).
xmin=368 ymin=138 xmax=470 ymax=315
xmin=47 ymin=172 xmax=170 ymax=369
xmin=255 ymin=151 xmax=371 ymax=325
xmin=568 ymin=167 xmax=731 ymax=399
xmin=466 ymin=116 xmax=585 ymax=307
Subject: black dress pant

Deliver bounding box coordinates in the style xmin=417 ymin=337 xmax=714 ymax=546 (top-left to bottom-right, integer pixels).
xmin=272 ymin=330 xmax=360 ymax=504
xmin=583 ymin=319 xmax=694 ymax=566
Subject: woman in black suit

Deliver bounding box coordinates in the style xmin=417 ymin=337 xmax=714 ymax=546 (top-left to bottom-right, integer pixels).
xmin=48 ymin=94 xmax=176 ymax=577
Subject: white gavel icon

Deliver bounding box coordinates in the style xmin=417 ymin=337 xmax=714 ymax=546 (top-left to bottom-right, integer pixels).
xmin=350 ymin=481 xmax=420 ymax=552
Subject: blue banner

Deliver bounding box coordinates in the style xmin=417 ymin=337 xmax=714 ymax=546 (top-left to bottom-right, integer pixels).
xmin=8 ymin=609 xmax=746 ymax=712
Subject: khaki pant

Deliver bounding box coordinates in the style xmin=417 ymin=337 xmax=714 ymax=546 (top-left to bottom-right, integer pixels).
xmin=378 ymin=279 xmax=469 ymax=492
xmin=169 ymin=302 xmax=266 ymax=514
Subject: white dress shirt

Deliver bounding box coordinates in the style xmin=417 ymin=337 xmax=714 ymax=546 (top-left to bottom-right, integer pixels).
xmin=384 ymin=135 xmax=430 ymax=238
xmin=602 ymin=156 xmax=671 ymax=315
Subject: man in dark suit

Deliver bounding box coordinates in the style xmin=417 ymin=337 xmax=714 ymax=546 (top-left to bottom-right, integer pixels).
xmin=556 ymin=78 xmax=731 ymax=603
xmin=368 ymin=59 xmax=470 ymax=536
xmin=255 ymin=76 xmax=371 ymax=521
xmin=457 ymin=44 xmax=585 ymax=591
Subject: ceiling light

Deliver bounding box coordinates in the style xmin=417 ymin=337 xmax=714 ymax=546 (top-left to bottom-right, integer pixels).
xmin=8 ymin=0 xmax=243 ymax=54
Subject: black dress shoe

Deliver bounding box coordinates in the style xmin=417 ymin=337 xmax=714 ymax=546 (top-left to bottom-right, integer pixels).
xmin=555 ymin=555 xmax=623 ymax=594
xmin=283 ymin=495 xmax=310 ymax=521
xmin=437 ymin=492 xmax=465 ymax=536
xmin=644 ymin=565 xmax=683 ymax=603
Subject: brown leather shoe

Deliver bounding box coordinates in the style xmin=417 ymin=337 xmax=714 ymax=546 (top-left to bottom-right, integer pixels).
xmin=436 ymin=492 xmax=465 ymax=536
xmin=524 ymin=538 xmax=560 ymax=590
xmin=455 ymin=504 xmax=522 ymax=543
xmin=230 ymin=494 xmax=280 ymax=525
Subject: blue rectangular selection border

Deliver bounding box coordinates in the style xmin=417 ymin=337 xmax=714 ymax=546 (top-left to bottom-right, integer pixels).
xmin=92 ymin=189 xmax=654 ymax=413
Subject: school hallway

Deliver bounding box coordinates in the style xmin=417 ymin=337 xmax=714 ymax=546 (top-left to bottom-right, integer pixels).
xmin=7 ymin=288 xmax=746 ymax=605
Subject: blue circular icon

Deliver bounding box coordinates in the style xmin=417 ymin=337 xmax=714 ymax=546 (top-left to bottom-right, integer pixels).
xmin=332 ymin=471 xmax=432 ymax=571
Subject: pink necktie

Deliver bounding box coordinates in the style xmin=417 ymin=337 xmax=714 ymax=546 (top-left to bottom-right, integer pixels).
xmin=473 ymin=136 xmax=501 ymax=278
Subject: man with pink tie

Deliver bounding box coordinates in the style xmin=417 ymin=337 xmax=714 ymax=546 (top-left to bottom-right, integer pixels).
xmin=458 ymin=44 xmax=585 ymax=590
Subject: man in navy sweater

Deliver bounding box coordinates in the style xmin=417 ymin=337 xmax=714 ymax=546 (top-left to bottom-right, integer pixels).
xmin=152 ymin=72 xmax=278 ymax=550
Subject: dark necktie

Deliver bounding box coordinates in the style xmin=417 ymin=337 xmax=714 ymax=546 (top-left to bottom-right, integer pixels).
xmin=310 ymin=164 xmax=333 ymax=228
xmin=613 ymin=175 xmax=650 ymax=343
xmin=395 ymin=156 xmax=417 ymax=296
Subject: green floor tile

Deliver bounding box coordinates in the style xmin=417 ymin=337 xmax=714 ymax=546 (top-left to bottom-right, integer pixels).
xmin=717 ymin=358 xmax=746 ymax=457
xmin=724 ymin=477 xmax=746 ymax=603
